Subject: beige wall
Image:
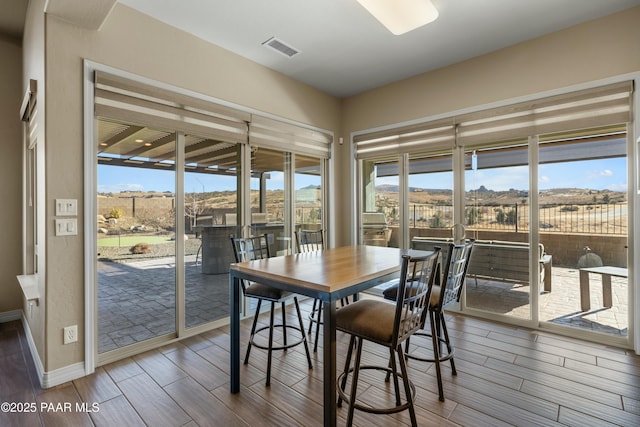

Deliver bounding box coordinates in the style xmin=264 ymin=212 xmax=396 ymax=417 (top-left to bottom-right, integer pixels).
xmin=42 ymin=4 xmax=341 ymax=371
xmin=0 ymin=36 xmax=23 ymax=314
xmin=22 ymin=0 xmax=47 ymax=370
xmin=336 ymin=6 xmax=640 ymax=246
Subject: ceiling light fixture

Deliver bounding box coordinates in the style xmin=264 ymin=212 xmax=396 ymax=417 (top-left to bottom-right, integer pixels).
xmin=356 ymin=0 xmax=439 ymax=35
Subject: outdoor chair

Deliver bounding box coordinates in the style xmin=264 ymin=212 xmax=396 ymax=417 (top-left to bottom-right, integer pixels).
xmin=336 ymin=250 xmax=441 ymax=426
xmin=383 ymin=240 xmax=474 ymax=401
xmin=230 ymin=233 xmax=312 ymax=386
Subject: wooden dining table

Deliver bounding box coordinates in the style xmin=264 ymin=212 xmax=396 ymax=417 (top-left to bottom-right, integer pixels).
xmin=229 ymin=245 xmax=432 ymax=427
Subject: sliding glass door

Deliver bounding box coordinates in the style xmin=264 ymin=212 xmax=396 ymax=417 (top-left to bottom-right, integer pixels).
xmin=464 ymin=142 xmax=531 ymax=321
xmin=96 ymin=120 xmax=244 ymax=358
xmin=537 ymin=127 xmax=628 ymax=336
xmin=355 ymin=81 xmax=633 ymax=345
xmin=295 ymin=154 xmax=323 ymax=234
xmin=97 ymin=121 xmax=177 ymax=354
xmin=183 ymin=134 xmax=240 ymax=329
xmin=360 ymin=157 xmax=400 ymax=248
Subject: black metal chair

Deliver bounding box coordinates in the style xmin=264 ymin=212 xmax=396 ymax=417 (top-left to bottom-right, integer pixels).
xmin=230 ymin=233 xmax=313 ymax=386
xmin=383 ymin=240 xmax=474 ymax=401
xmin=294 ymin=229 xmax=350 ymax=353
xmin=336 ymin=250 xmax=441 ymax=426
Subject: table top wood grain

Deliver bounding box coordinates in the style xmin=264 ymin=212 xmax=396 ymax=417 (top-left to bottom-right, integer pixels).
xmin=229 ymin=245 xmax=429 ymax=298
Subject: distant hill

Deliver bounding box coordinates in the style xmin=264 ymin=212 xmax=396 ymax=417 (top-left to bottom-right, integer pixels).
xmin=376 ymin=185 xmax=625 ymax=205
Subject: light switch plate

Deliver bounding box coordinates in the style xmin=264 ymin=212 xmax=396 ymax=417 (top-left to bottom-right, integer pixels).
xmin=56 ymin=199 xmax=77 ymax=216
xmin=55 ymin=218 xmax=77 ymax=236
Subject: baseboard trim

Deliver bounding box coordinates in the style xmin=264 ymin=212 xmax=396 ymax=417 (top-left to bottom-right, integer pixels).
xmin=0 ymin=311 xmax=87 ymax=389
xmin=19 ymin=312 xmax=46 ymax=386
xmin=41 ymin=361 xmax=87 ymax=389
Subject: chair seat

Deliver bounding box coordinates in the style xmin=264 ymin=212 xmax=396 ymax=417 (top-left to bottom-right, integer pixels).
xmin=337 ymin=253 xmax=440 ymax=426
xmin=244 ymin=282 xmax=290 ymax=301
xmin=336 ymin=299 xmax=396 ymax=344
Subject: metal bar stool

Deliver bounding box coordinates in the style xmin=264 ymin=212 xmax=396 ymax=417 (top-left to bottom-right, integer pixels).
xmin=382 ymin=240 xmax=474 ymax=401
xmin=336 ymin=250 xmax=441 ymax=426
xmin=230 ymin=233 xmax=313 ymax=386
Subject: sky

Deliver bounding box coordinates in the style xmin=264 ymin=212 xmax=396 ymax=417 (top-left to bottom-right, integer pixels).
xmin=98 ymin=166 xmax=318 ymax=194
xmin=98 ymin=157 xmax=627 ymax=194
xmin=402 ymin=157 xmax=627 ymax=192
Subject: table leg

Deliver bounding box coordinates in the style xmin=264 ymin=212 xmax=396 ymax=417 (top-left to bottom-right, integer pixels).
xmin=579 ymin=270 xmax=590 ymax=311
xmin=602 ymin=274 xmax=613 ymax=308
xmin=323 ymin=300 xmax=337 ymax=427
xmin=543 ymin=258 xmax=552 ymax=293
xmin=230 ymin=273 xmax=241 ymax=393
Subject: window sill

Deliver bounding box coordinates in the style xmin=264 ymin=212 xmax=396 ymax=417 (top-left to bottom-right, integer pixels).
xmin=17 ymin=274 xmax=39 ymax=306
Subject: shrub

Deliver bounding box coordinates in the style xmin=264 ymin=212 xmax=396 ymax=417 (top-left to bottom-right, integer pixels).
xmin=429 ymin=211 xmax=446 ymax=228
xmin=130 ymin=243 xmax=152 ymax=254
xmin=466 ymin=207 xmax=480 ymax=225
xmin=495 ymin=208 xmax=517 ymax=225
xmin=109 ymin=207 xmax=124 ymax=219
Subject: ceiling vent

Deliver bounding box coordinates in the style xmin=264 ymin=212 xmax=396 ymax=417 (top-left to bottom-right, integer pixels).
xmin=262 ymin=37 xmax=300 ymax=58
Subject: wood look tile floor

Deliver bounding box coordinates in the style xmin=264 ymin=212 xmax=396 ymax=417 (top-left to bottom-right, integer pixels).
xmin=2 ymin=298 xmax=640 ymax=426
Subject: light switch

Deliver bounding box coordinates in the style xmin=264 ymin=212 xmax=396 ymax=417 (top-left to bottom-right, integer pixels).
xmin=55 ymin=218 xmax=77 ymax=236
xmin=56 ymin=199 xmax=78 ymax=216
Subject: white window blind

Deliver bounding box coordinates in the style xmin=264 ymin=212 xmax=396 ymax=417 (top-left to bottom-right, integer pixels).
xmin=94 ymin=71 xmax=250 ymax=144
xmin=249 ymin=115 xmax=333 ymax=159
xmin=354 ymin=81 xmax=633 ymax=158
xmin=354 ymin=118 xmax=456 ymax=159
xmin=458 ymin=81 xmax=633 ymax=147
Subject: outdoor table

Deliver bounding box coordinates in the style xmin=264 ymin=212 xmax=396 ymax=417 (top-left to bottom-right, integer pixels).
xmin=579 ymin=266 xmax=628 ymax=311
xmin=229 ymin=245 xmax=432 ymax=427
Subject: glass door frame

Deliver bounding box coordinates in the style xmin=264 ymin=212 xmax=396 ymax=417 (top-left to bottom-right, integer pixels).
xmin=355 ymin=134 xmax=634 ymax=349
xmin=85 ymin=63 xmax=334 ymax=371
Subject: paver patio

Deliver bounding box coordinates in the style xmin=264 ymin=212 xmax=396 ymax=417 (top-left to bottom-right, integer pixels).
xmin=97 ymin=256 xmax=628 ymax=353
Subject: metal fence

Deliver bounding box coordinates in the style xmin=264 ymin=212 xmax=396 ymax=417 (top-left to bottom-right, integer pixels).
xmin=378 ymin=202 xmax=627 ymax=235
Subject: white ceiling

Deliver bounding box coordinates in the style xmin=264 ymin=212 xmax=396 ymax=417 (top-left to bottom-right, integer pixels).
xmin=2 ymin=1 xmax=640 ymax=98
xmin=118 ymin=0 xmax=640 ymax=98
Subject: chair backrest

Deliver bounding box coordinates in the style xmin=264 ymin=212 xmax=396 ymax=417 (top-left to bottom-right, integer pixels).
xmin=230 ymin=234 xmax=271 ymax=263
xmin=392 ymin=250 xmax=441 ymax=347
xmin=437 ymin=240 xmax=474 ymax=310
xmin=295 ymin=229 xmax=324 ymax=253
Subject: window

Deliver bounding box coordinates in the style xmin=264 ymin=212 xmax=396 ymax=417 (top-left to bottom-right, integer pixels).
xmin=355 ymin=81 xmax=633 ymax=344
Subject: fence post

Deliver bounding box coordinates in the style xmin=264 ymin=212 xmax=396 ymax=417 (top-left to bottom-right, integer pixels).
xmin=515 ymin=203 xmax=518 ymax=232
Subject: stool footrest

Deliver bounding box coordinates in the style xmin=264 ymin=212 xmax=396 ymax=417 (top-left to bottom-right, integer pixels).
xmin=337 ymin=365 xmax=416 ymax=415
xmin=249 ymin=324 xmax=308 ymax=352
xmin=405 ymin=331 xmax=455 ymax=363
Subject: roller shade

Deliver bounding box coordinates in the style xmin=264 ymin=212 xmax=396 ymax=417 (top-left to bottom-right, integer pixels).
xmin=354 ymin=81 xmax=633 ymax=158
xmin=94 ymin=71 xmax=249 ymax=144
xmin=354 ymin=118 xmax=455 ymax=159
xmin=249 ymin=115 xmax=333 ymax=159
xmin=458 ymin=81 xmax=633 ymax=147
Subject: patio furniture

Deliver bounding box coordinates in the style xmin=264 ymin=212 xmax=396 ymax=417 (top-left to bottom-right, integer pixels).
xmin=412 ymin=237 xmax=552 ymax=292
xmin=197 ymin=225 xmax=237 ymax=274
xmin=336 ymin=251 xmax=441 ymax=426
xmin=578 ymin=266 xmax=628 ymax=311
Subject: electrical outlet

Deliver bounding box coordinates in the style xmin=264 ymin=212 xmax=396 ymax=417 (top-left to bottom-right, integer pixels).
xmin=64 ymin=325 xmax=78 ymax=344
